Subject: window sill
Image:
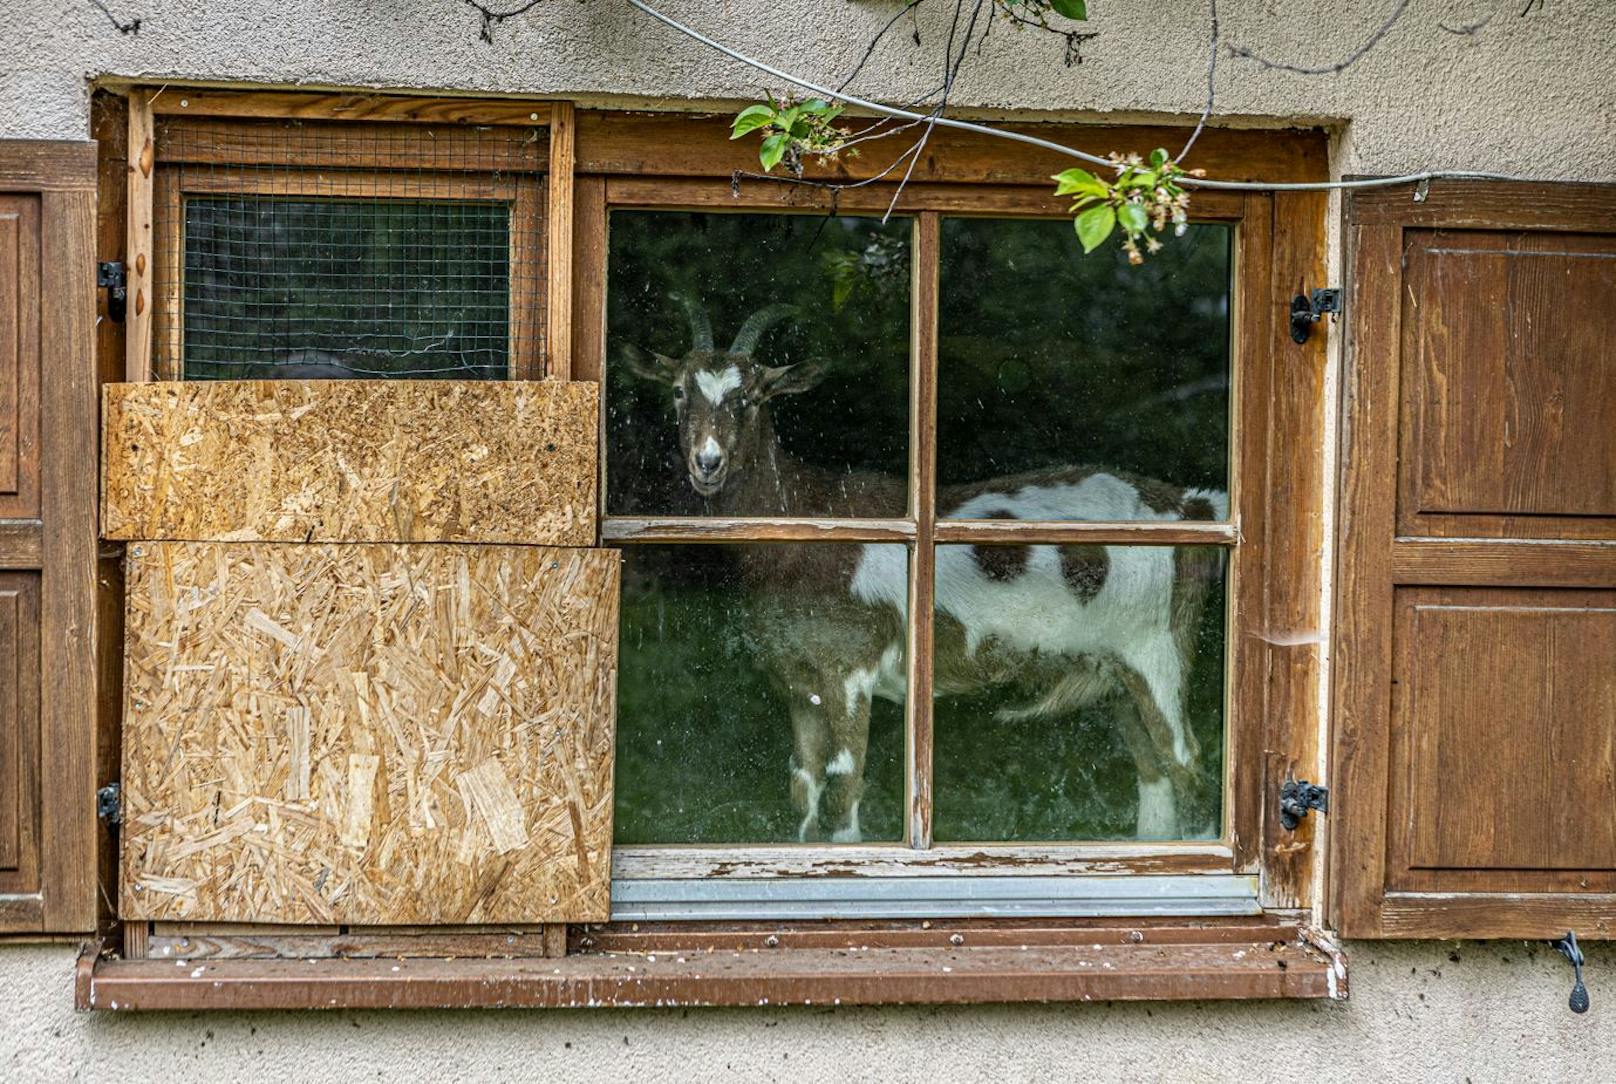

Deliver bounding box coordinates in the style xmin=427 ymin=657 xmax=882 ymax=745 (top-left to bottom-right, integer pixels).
xmin=77 ymin=920 xmax=1347 ymax=1011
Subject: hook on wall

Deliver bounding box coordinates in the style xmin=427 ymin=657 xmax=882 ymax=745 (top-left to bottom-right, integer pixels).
xmin=1550 ymin=931 xmax=1590 ymax=1014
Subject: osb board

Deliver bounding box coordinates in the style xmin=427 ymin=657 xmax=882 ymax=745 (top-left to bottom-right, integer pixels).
xmin=120 ymin=540 xmax=620 ymax=925
xmin=102 ymin=380 xmax=597 ymax=545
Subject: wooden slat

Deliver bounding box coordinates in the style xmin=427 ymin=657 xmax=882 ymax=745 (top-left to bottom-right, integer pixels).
xmin=570 ymin=175 xmax=607 ymax=384
xmin=603 ymin=516 xmax=913 ymax=543
xmin=102 ymin=380 xmax=598 ymax=545
xmin=605 ymin=175 xmax=1249 ymax=220
xmin=0 ymin=193 xmax=40 ymax=519
xmin=611 ymin=843 xmax=1235 ymax=880
xmin=545 ymin=102 xmax=576 ymax=379
xmin=934 ymin=520 xmax=1235 ymax=545
xmin=1392 ymin=540 xmax=1616 ymax=587
xmin=120 ymin=541 xmax=620 ymax=925
xmin=145 ymin=922 xmax=569 ymax=960
xmin=84 ymin=936 xmax=1336 ymax=1010
xmin=0 ymin=521 xmax=42 ymax=568
xmin=1378 ymin=894 xmax=1616 ymax=940
xmin=1347 ymin=179 xmax=1616 ymax=230
xmin=906 ymin=212 xmax=940 ymax=850
xmin=144 ymin=88 xmax=559 ymax=127
xmin=1256 ymin=190 xmax=1328 ymax=908
xmin=0 ymin=574 xmax=40 ymax=887
xmin=153 ymin=115 xmax=547 ymax=172
xmin=510 ymin=177 xmax=547 ymax=381
xmin=169 ymin=166 xmax=519 ymax=201
xmin=0 ymin=141 xmax=98 ymax=190
xmin=576 ymin=112 xmax=1329 ymax=187
xmin=125 ymin=93 xmax=155 ymax=382
xmin=38 ymin=183 xmax=99 ymax=932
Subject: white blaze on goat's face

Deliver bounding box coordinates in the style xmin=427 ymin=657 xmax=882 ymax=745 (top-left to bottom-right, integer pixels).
xmin=670 ymin=356 xmax=765 ymax=498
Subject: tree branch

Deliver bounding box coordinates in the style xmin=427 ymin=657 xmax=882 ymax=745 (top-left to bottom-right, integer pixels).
xmin=89 ymin=0 xmax=140 ymax=34
xmin=1226 ymin=0 xmax=1411 ymax=76
xmin=460 ymin=0 xmax=546 ymax=43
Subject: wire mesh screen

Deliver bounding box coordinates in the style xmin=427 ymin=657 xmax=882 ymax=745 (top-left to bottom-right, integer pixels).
xmin=154 ymin=116 xmax=548 ymax=380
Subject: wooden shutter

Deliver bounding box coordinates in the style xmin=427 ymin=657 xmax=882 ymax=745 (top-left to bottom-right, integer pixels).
xmin=1332 ymin=181 xmax=1616 ymax=938
xmin=0 ymin=142 xmax=99 ymax=934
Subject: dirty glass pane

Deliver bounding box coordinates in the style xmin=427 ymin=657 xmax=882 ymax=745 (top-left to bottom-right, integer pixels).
xmin=932 ymin=544 xmax=1227 ymax=842
xmin=614 ymin=543 xmax=907 ymax=845
xmin=606 ymin=211 xmax=910 ymax=517
xmin=938 ymin=217 xmax=1232 ymax=521
xmin=182 ymin=197 xmax=510 ymax=380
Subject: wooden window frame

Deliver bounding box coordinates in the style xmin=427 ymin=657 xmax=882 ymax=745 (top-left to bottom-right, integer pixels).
xmin=83 ymin=88 xmax=1339 ymax=1007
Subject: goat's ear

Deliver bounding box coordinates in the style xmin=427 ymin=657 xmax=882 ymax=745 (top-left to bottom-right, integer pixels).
xmin=756 ymin=357 xmax=831 ymax=401
xmin=616 ymin=343 xmax=681 ymax=385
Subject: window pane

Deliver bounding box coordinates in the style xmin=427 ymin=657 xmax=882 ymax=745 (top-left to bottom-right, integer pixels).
xmin=938 ymin=217 xmax=1231 ymax=521
xmin=615 ymin=543 xmax=907 ymax=845
xmin=183 ymin=197 xmax=510 ymax=380
xmin=606 ymin=211 xmax=910 ymax=517
xmin=932 ymin=543 xmax=1226 ymax=842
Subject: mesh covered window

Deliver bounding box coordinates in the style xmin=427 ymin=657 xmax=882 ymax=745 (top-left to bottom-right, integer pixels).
xmin=153 ymin=116 xmax=547 ymax=380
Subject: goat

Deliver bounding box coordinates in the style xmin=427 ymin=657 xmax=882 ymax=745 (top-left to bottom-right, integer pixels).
xmin=619 ymin=298 xmax=1226 ymax=843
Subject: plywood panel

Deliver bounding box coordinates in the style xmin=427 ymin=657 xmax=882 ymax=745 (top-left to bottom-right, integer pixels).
xmin=0 ymin=193 xmax=40 ymax=518
xmin=120 ymin=541 xmax=619 ymax=924
xmin=1401 ymin=230 xmax=1616 ymax=535
xmin=1389 ymin=587 xmax=1616 ymax=893
xmin=102 ymin=380 xmax=597 ymax=545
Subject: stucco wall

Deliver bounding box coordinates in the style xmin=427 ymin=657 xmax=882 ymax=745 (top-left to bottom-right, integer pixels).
xmin=4 ymin=0 xmax=1615 ymax=1079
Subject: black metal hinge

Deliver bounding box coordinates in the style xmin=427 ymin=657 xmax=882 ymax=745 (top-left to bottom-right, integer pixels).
xmin=97 ymin=260 xmax=127 ymax=324
xmin=1289 ymin=287 xmax=1341 ymax=344
xmin=1278 ymin=778 xmax=1329 ymax=830
xmin=96 ymin=782 xmax=122 ymax=827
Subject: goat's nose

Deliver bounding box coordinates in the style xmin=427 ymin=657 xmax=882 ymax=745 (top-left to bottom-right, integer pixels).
xmin=695 ymin=438 xmax=723 ymax=476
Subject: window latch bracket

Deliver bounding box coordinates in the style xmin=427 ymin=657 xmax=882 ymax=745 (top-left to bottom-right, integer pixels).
xmin=1278 ymin=777 xmax=1328 ymax=830
xmin=1288 ymin=287 xmax=1341 ymax=344
xmin=98 ymin=261 xmax=127 ymax=324
xmin=1550 ymin=931 xmax=1591 ymax=1014
xmin=96 ymin=782 xmax=122 ymax=827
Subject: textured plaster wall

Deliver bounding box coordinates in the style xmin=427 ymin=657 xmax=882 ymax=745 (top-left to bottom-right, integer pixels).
xmin=3 ymin=1 xmax=1615 ymax=1079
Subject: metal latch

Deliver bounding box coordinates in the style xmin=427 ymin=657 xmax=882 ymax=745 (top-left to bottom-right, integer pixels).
xmin=96 ymin=782 xmax=122 ymax=826
xmin=1289 ymin=287 xmax=1341 ymax=344
xmin=1550 ymin=931 xmax=1590 ymax=1014
xmin=97 ymin=261 xmax=127 ymax=324
xmin=1278 ymin=778 xmax=1329 ymax=830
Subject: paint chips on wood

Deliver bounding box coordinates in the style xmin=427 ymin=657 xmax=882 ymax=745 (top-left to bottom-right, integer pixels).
xmin=120 ymin=540 xmax=620 ymax=925
xmin=102 ymin=380 xmax=597 ymax=545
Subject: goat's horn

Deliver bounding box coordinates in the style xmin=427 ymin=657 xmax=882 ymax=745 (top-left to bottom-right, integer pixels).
xmin=671 ymin=291 xmax=714 ymax=353
xmin=729 ymin=303 xmax=799 ymax=356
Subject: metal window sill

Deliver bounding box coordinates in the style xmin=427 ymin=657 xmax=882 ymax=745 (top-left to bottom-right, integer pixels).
xmin=77 ymin=921 xmax=1347 ymax=1011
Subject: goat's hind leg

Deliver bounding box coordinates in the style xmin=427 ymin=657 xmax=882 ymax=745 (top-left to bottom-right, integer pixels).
xmin=787 ymin=701 xmax=834 ymax=842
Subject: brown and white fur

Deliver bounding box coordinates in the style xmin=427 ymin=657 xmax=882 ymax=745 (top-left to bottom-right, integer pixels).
xmin=620 ymin=298 xmax=1225 ymax=843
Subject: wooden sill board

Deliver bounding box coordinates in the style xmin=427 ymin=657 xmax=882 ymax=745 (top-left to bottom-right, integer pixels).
xmin=81 ymin=937 xmax=1342 ymax=1010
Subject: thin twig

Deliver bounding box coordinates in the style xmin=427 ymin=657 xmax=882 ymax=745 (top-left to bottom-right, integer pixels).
xmin=839 ymin=0 xmax=932 ymax=92
xmin=461 ymin=0 xmax=546 ymax=43
xmin=88 ymin=0 xmax=140 ymax=34
xmin=1227 ymin=0 xmax=1412 ymax=76
xmin=1439 ymin=11 xmax=1495 ymax=35
xmin=1178 ymin=0 xmax=1219 ymax=161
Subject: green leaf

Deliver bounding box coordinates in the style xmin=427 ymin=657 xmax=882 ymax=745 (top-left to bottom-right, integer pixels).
xmin=800 ymin=98 xmax=832 ymax=114
xmin=1149 ymin=147 xmax=1169 ymax=169
xmin=1052 ymin=167 xmax=1109 ymax=199
xmin=1074 ymin=204 xmax=1115 ymax=253
xmin=1051 ymin=0 xmax=1087 ymax=19
xmin=1117 ymin=202 xmax=1150 ymax=235
xmin=759 ymin=132 xmax=789 ymax=172
xmin=730 ymin=104 xmax=777 ymax=139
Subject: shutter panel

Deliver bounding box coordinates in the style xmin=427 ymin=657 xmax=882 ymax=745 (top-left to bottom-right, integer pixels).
xmin=0 ymin=142 xmax=99 ymax=934
xmin=1332 ymin=181 xmax=1616 ymax=939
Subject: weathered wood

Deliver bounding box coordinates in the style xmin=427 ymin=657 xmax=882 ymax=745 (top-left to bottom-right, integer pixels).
xmin=1331 ymin=182 xmax=1616 ymax=939
xmin=0 ymin=574 xmax=40 ymax=890
xmin=611 ymin=843 xmax=1236 ymax=880
xmin=125 ymin=92 xmax=155 ymax=382
xmin=143 ymin=88 xmax=559 ymax=127
xmin=934 ymin=520 xmax=1235 ymax=545
xmin=905 ymin=212 xmax=940 ymax=851
xmin=545 ymin=103 xmax=576 ymax=379
xmin=570 ymin=175 xmax=607 ymax=384
xmin=0 ymin=193 xmax=40 ymax=519
xmin=102 ymin=380 xmax=598 ymax=545
xmin=603 ymin=516 xmax=913 ymax=543
xmin=576 ymin=111 xmax=1329 ymax=187
xmin=0 ymin=521 xmax=42 ymax=568
xmin=0 ymin=141 xmax=97 ymax=191
xmin=83 ymin=935 xmax=1336 ymax=1010
xmin=145 ymin=922 xmax=569 ymax=960
xmin=120 ymin=541 xmax=620 ymax=925
xmin=153 ymin=115 xmax=547 ymax=173
xmin=510 ymin=178 xmax=547 ymax=380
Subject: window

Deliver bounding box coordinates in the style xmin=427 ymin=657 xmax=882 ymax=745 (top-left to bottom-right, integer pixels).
xmin=83 ymin=93 xmax=1341 ymax=1008
xmin=587 ymin=121 xmax=1312 ymax=923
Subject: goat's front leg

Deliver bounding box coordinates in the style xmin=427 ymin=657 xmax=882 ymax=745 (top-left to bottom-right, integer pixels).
xmin=820 ymin=684 xmax=874 ymax=844
xmin=787 ymin=696 xmax=834 ymax=842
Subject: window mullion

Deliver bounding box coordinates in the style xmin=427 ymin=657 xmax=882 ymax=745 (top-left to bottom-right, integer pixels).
xmin=904 ymin=211 xmax=940 ymax=850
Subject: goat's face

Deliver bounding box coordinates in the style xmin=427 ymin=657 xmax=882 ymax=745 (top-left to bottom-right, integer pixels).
xmin=619 ymin=299 xmax=827 ymax=499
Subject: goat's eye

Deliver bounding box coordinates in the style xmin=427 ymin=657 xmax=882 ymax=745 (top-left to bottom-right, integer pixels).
xmin=671 ymin=386 xmax=685 ymax=400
